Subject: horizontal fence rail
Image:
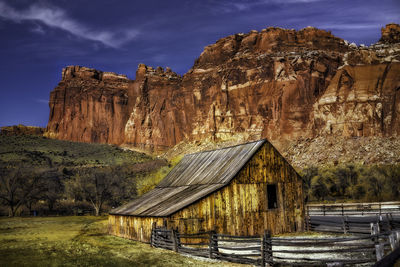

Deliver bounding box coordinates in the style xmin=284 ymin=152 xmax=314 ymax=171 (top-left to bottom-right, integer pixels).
xmin=307 ymin=201 xmax=400 ymax=217
xmin=149 ymin=221 xmax=400 ymax=266
xmin=307 ymin=214 xmax=400 ymax=235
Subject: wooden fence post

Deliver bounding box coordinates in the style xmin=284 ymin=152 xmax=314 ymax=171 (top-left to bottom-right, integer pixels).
xmin=175 ymin=227 xmax=181 ymax=249
xmin=342 ymin=216 xmax=349 ymax=234
xmin=341 ymin=203 xmax=344 ymax=216
xmin=389 ymin=232 xmax=397 ymax=251
xmin=396 ymin=231 xmax=400 ymax=248
xmin=388 ymin=230 xmax=400 ymax=251
xmin=323 ymin=205 xmax=326 ymax=216
xmin=264 ymin=230 xmax=272 ymax=266
xmin=261 ymin=231 xmax=266 ymax=267
xmin=150 ymin=228 xmax=153 ymax=247
xmin=371 ymin=223 xmax=384 ymax=261
xmin=209 ymin=230 xmax=217 ymax=259
xmin=171 ymin=229 xmax=178 ymax=252
xmin=386 ymin=213 xmax=393 ymax=231
xmin=150 ymin=222 xmax=157 ymax=247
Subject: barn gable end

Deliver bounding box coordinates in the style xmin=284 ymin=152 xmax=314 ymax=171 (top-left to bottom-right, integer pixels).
xmin=109 ymin=139 xmax=304 ymax=242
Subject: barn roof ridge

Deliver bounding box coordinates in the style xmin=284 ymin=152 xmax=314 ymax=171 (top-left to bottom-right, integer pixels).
xmin=184 ymin=139 xmax=268 ymax=156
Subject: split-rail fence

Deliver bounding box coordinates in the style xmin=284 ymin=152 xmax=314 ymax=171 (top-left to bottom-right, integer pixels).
xmin=150 ymin=223 xmax=400 ymax=266
xmin=306 ymin=201 xmax=400 ymax=217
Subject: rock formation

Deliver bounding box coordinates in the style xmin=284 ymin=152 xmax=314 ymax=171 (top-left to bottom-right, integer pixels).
xmin=46 ymin=66 xmax=132 ymax=144
xmin=46 ymin=24 xmax=400 ymax=152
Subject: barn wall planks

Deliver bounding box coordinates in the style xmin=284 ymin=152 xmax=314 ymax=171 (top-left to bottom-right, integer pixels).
xmin=108 ymin=215 xmax=165 ymax=242
xmin=109 ymin=142 xmax=304 ymax=242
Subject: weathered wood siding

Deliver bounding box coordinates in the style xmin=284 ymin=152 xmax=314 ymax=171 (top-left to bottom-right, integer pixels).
xmin=109 ymin=142 xmax=304 ymax=242
xmin=108 ymin=215 xmax=165 ymax=242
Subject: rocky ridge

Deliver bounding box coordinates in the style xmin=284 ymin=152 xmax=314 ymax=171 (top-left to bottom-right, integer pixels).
xmin=0 ymin=125 xmax=45 ymax=136
xmin=46 ymin=24 xmax=400 ymax=166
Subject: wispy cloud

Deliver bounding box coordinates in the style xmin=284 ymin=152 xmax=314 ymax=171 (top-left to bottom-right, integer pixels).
xmin=0 ymin=1 xmax=139 ymax=48
xmin=34 ymin=98 xmax=49 ymax=104
xmin=318 ymin=23 xmax=381 ymax=30
xmin=211 ymin=0 xmax=326 ymax=13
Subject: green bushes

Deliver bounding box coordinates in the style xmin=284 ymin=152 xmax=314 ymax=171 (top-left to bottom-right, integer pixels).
xmin=301 ymin=164 xmax=400 ymax=203
xmin=136 ymin=156 xmax=183 ymax=196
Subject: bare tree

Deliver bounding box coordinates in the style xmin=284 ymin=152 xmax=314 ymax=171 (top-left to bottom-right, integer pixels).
xmin=65 ymin=167 xmax=121 ymax=216
xmin=0 ymin=165 xmax=43 ymax=216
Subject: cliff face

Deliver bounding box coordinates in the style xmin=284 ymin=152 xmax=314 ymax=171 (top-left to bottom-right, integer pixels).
xmin=46 ymin=24 xmax=400 ymax=150
xmin=46 ymin=66 xmax=133 ymax=144
xmin=313 ymin=63 xmax=400 ymax=137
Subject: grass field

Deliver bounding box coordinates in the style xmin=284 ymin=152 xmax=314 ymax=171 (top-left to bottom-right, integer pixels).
xmin=0 ymin=216 xmax=245 ymax=267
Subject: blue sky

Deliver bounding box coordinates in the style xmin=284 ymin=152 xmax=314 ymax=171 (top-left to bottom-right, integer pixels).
xmin=0 ymin=0 xmax=399 ymax=127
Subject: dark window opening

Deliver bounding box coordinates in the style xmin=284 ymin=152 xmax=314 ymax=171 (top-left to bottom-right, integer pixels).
xmin=267 ymin=184 xmax=278 ymax=209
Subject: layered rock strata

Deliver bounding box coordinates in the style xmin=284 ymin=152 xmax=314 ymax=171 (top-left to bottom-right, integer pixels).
xmin=46 ymin=24 xmax=400 ymax=151
xmin=46 ymin=66 xmax=132 ymax=144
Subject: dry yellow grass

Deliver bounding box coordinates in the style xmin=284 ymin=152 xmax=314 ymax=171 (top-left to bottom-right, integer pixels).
xmin=0 ymin=216 xmax=248 ymax=267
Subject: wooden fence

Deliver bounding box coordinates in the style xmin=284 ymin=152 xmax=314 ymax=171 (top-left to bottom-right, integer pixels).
xmin=307 ymin=214 xmax=400 ymax=234
xmin=307 ymin=201 xmax=400 ymax=217
xmin=150 ymin=224 xmax=400 ymax=266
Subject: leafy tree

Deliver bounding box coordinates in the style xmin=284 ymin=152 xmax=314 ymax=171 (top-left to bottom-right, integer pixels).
xmin=376 ymin=165 xmax=400 ymax=200
xmin=350 ymin=184 xmax=366 ymax=200
xmin=310 ymin=176 xmax=329 ymax=201
xmin=301 ymin=166 xmax=318 ymax=200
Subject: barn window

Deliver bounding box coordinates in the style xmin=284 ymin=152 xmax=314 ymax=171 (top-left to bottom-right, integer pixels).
xmin=267 ymin=184 xmax=278 ymax=209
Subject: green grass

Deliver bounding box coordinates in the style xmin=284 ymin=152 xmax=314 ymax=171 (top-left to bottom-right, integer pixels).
xmin=0 ymin=216 xmax=245 ymax=267
xmin=0 ymin=135 xmax=152 ymax=167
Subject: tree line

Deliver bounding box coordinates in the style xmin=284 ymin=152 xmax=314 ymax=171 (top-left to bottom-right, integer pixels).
xmin=0 ymin=160 xmax=165 ymax=216
xmin=301 ymin=164 xmax=400 ymax=203
xmin=1 ymin=153 xmax=399 ymax=216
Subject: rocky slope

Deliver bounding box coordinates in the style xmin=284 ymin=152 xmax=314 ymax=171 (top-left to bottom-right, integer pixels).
xmin=46 ymin=24 xmax=400 ymax=159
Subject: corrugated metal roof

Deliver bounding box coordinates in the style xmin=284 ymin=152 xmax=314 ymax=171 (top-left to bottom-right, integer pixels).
xmin=110 ymin=139 xmax=266 ymax=217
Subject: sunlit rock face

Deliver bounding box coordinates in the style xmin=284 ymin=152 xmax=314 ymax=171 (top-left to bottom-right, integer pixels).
xmin=46 ymin=24 xmax=400 ymax=150
xmin=313 ymin=63 xmax=400 ymax=137
xmin=46 ymin=66 xmax=133 ymax=145
xmin=380 ymin=23 xmax=400 ymax=44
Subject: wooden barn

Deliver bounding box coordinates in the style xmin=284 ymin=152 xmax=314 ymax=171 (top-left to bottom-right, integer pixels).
xmin=109 ymin=139 xmax=304 ymax=242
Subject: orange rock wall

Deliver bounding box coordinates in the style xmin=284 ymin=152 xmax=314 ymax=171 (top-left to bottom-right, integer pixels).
xmin=46 ymin=24 xmax=400 ymax=149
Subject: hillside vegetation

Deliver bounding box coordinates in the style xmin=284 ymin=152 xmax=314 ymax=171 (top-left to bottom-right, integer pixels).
xmin=0 ymin=134 xmax=151 ymax=167
xmin=0 ymin=135 xmax=166 ymax=216
xmin=301 ymin=163 xmax=400 ymax=203
xmin=1 ymin=134 xmax=399 ymax=217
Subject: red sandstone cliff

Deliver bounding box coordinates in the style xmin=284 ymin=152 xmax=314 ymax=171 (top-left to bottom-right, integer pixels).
xmin=46 ymin=66 xmax=133 ymax=144
xmin=46 ymin=24 xmax=400 ymax=151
